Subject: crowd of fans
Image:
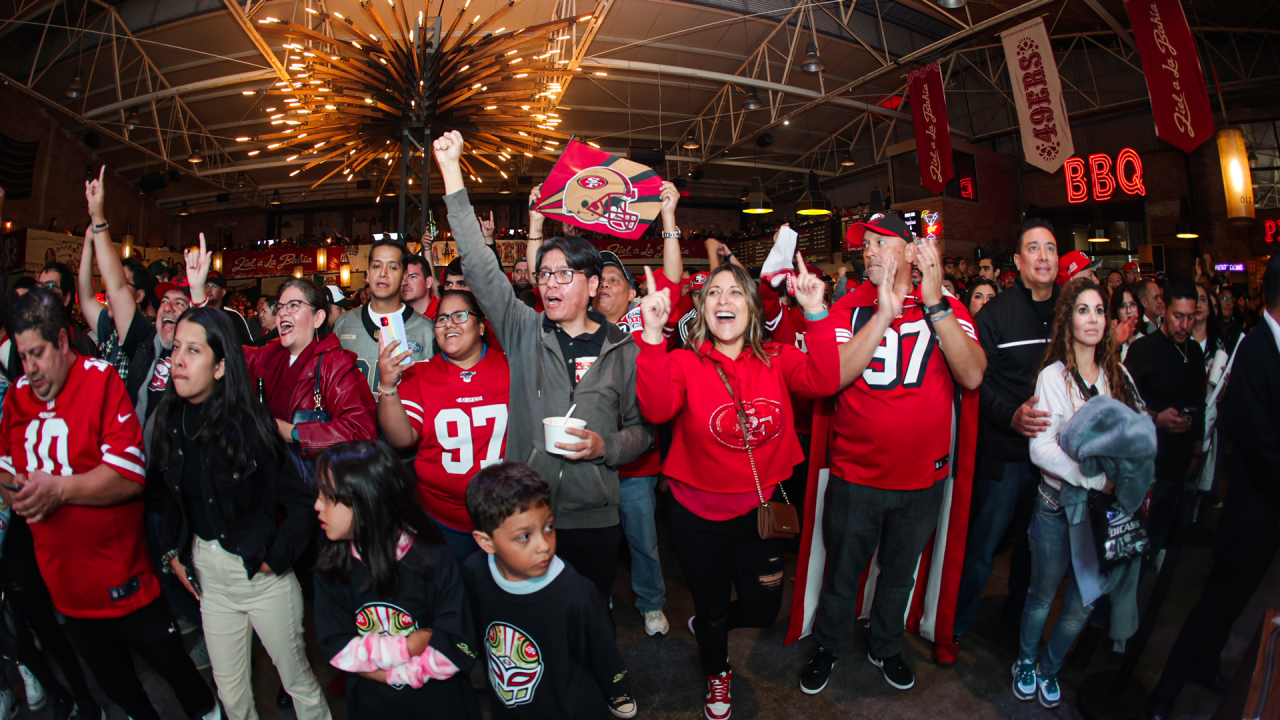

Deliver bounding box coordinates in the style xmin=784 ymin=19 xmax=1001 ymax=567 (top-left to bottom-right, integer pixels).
xmin=0 ymin=139 xmax=1274 ymax=720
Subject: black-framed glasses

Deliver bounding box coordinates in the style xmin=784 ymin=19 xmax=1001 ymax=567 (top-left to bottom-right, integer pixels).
xmin=434 ymin=310 xmax=473 ymax=327
xmin=536 ymin=268 xmax=583 ymax=285
xmin=271 ymin=300 xmax=314 ymax=315
xmin=37 ymin=281 xmax=60 ymax=291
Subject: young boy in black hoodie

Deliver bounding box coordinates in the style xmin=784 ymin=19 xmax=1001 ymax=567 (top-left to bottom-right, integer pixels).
xmin=464 ymin=462 xmax=636 ymax=719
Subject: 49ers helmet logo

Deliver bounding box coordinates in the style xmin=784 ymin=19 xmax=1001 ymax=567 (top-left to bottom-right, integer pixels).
xmin=564 ymin=167 xmax=640 ymax=233
xmin=708 ymin=398 xmax=784 ymax=450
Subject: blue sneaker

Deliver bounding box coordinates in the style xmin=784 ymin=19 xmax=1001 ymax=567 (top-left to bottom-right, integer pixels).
xmin=1037 ymin=674 xmax=1061 ymax=709
xmin=1012 ymin=661 xmax=1037 ymax=701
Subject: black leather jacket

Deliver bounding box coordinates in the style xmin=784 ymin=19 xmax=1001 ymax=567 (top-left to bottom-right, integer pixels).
xmin=153 ymin=423 xmax=315 ymax=579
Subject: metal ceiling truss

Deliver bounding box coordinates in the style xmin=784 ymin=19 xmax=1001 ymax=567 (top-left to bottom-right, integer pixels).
xmin=7 ymin=0 xmax=269 ymax=205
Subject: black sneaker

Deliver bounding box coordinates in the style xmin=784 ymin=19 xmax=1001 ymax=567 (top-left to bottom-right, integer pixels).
xmin=800 ymin=648 xmax=838 ymax=695
xmin=868 ymin=652 xmax=915 ymax=690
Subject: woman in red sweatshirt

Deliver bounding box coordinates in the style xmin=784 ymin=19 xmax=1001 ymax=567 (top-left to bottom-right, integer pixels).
xmin=635 ymin=259 xmax=838 ymax=720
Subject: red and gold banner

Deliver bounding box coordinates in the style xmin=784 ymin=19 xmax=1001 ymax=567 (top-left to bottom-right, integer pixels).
xmin=533 ymin=140 xmax=665 ymax=240
xmin=1001 ymin=18 xmax=1075 ymax=173
xmin=223 ymin=246 xmax=352 ymax=278
xmin=907 ymin=61 xmax=953 ymax=195
xmin=1125 ymin=0 xmax=1214 ymax=154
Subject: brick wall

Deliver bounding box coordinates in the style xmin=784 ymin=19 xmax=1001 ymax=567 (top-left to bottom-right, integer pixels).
xmin=0 ymin=84 xmax=175 ymax=247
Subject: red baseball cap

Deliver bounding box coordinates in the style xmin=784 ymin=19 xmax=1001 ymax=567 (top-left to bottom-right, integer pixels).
xmin=1056 ymin=251 xmax=1103 ymax=286
xmin=846 ymin=212 xmax=915 ymax=249
xmin=690 ymin=271 xmax=710 ymax=290
xmin=1122 ymin=261 xmax=1140 ymax=273
xmin=155 ymin=276 xmax=192 ymax=299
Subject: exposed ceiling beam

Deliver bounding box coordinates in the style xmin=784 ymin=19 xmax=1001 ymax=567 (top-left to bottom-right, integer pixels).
xmin=1078 ymin=0 xmax=1139 ymax=53
xmin=81 ymin=69 xmax=278 ymax=118
xmin=577 ymin=57 xmax=940 ymax=130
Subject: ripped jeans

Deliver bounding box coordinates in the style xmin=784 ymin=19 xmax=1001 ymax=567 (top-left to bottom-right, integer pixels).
xmin=669 ymin=494 xmax=786 ymax=676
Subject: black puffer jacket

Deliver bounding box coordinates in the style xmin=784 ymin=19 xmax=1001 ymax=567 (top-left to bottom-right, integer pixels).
xmin=154 ymin=417 xmax=315 ymax=579
xmin=974 ymin=277 xmax=1060 ymax=478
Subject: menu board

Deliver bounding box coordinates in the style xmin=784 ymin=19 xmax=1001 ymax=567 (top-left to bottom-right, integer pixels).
xmin=795 ymin=221 xmax=833 ymax=257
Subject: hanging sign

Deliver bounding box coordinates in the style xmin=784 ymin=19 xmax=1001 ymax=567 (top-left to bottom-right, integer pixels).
xmin=223 ymin=246 xmax=351 ymax=278
xmin=1064 ymin=148 xmax=1146 ymax=203
xmin=533 ymin=140 xmax=664 ymax=240
xmin=907 ymin=61 xmax=954 ymax=195
xmin=1000 ymin=18 xmax=1075 ymax=173
xmin=1125 ymin=0 xmax=1214 ymax=154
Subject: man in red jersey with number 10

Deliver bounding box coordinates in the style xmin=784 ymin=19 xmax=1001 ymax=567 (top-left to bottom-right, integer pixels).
xmin=0 ymin=289 xmax=218 ymax=720
xmin=798 ymin=212 xmax=986 ymax=696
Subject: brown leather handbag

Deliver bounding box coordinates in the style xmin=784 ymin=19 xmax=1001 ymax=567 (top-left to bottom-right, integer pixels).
xmin=714 ymin=364 xmax=800 ymax=540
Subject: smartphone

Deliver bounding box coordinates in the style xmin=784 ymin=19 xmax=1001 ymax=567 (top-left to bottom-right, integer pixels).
xmin=185 ymin=567 xmax=202 ymax=600
xmin=378 ymin=313 xmax=412 ymax=366
xmin=1 ymin=483 xmax=21 ymax=492
xmin=1180 ymin=407 xmax=1198 ymax=417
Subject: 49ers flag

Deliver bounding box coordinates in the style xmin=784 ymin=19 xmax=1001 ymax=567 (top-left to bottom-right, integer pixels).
xmin=534 ymin=140 xmax=664 ymax=240
xmin=1001 ymin=18 xmax=1075 ymax=173
xmin=1125 ymin=0 xmax=1214 ymax=154
xmin=908 ymin=61 xmax=953 ymax=195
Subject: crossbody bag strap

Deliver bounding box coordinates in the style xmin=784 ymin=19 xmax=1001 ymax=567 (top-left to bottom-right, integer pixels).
xmin=713 ymin=362 xmax=791 ymax=508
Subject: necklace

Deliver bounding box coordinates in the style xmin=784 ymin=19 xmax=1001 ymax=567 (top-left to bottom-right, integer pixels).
xmin=182 ymin=403 xmax=206 ymax=440
xmin=1172 ymin=339 xmax=1188 ymax=364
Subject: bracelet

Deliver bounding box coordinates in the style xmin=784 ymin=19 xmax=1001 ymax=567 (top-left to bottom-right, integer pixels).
xmin=528 ymin=235 xmax=542 ymax=241
xmin=661 ymin=229 xmax=681 ymax=239
xmin=92 ymin=221 xmax=109 ymax=232
xmin=803 ymin=309 xmax=829 ymax=321
xmin=378 ymin=385 xmax=398 ymax=397
xmin=930 ymin=308 xmax=954 ymax=323
xmin=922 ymin=300 xmax=949 ymax=317
xmin=160 ymin=549 xmax=179 ymax=573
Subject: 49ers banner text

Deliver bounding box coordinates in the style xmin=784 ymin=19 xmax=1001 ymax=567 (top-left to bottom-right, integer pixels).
xmin=533 ymin=140 xmax=664 ymax=240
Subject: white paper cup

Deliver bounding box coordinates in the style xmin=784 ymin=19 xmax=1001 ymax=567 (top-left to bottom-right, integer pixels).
xmin=543 ymin=417 xmax=588 ymax=455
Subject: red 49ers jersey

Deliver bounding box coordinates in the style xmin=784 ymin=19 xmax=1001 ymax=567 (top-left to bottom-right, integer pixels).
xmin=0 ymin=357 xmax=159 ymax=619
xmin=829 ymin=283 xmax=978 ymax=490
xmin=399 ymin=348 xmax=510 ymax=532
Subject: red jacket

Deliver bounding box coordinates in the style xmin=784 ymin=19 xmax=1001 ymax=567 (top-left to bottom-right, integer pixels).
xmin=636 ymin=315 xmax=839 ymax=493
xmin=246 ymin=333 xmax=377 ymax=457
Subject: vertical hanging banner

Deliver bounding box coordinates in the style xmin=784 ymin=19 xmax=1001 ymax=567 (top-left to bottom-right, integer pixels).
xmin=1124 ymin=0 xmax=1214 ymax=154
xmin=533 ymin=140 xmax=665 ymax=240
xmin=908 ymin=61 xmax=954 ymax=195
xmin=1000 ymin=18 xmax=1075 ymax=173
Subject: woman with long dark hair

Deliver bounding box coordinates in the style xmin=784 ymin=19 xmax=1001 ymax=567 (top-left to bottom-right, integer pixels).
xmin=1108 ymin=283 xmax=1143 ymax=360
xmin=151 ymin=308 xmax=330 ymax=720
xmin=1015 ymin=277 xmax=1145 ymax=709
xmin=965 ymin=278 xmax=998 ymax=317
xmin=243 ymin=278 xmax=376 ymax=482
xmin=635 ymin=260 xmax=838 ymax=720
xmin=377 ymin=289 xmax=510 ymax=565
xmin=313 ymin=441 xmax=479 ymax=718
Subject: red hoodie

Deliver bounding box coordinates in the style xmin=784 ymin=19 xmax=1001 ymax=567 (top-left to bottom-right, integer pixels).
xmin=636 ymin=315 xmax=839 ymax=507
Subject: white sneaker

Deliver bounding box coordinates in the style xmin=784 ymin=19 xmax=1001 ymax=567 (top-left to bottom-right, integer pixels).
xmin=642 ymin=609 xmax=669 ymax=636
xmin=17 ymin=665 xmax=45 ymax=711
xmin=0 ymin=687 xmax=18 ymax=720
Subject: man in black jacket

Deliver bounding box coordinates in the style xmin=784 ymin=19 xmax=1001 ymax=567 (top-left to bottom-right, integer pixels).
xmin=942 ymin=218 xmax=1059 ymax=665
xmin=1144 ymin=257 xmax=1280 ymax=720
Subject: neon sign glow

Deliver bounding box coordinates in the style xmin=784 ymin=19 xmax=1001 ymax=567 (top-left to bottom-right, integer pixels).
xmin=1064 ymin=147 xmax=1146 ymax=204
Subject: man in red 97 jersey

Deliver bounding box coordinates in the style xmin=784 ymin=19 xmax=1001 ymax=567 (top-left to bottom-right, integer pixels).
xmin=797 ymin=213 xmax=986 ymax=695
xmin=0 ymin=289 xmax=217 ymax=720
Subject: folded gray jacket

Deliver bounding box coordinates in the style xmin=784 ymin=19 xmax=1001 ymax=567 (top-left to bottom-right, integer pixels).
xmin=445 ymin=189 xmax=653 ymax=530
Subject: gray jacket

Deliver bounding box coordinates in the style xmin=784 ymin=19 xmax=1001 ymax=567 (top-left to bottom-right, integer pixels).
xmin=333 ymin=303 xmax=434 ymax=394
xmin=445 ymin=189 xmax=652 ymax=529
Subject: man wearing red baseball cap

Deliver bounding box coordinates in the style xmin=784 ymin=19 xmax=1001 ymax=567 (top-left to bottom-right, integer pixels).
xmin=1056 ymin=250 xmax=1103 ymax=286
xmin=1124 ymin=261 xmax=1141 ymax=285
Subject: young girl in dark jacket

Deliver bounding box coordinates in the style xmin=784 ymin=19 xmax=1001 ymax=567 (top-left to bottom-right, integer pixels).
xmin=152 ymin=308 xmax=329 ymax=720
xmin=313 ymin=440 xmax=480 ymax=719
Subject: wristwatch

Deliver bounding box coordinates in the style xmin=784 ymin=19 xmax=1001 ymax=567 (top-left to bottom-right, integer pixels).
xmin=661 ymin=229 xmax=681 ymax=239
xmin=923 ymin=300 xmax=949 ymax=317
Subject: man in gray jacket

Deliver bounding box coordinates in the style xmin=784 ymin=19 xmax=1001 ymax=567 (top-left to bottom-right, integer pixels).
xmin=434 ymin=130 xmax=652 ymax=603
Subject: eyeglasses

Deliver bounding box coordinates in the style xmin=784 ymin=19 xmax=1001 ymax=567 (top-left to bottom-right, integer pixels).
xmin=434 ymin=310 xmax=473 ymax=327
xmin=536 ymin=268 xmax=583 ymax=285
xmin=1120 ymin=302 xmax=1138 ymax=311
xmin=271 ymin=300 xmax=314 ymax=315
xmin=37 ymin=281 xmax=60 ymax=291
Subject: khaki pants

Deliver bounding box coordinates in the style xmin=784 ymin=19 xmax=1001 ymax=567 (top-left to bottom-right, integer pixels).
xmin=193 ymin=537 xmax=331 ymax=720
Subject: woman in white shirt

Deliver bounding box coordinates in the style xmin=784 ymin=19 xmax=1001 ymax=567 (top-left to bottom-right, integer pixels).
xmin=1014 ymin=277 xmax=1146 ymax=709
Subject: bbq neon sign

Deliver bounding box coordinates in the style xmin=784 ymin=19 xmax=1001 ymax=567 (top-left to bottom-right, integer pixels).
xmin=1064 ymin=148 xmax=1145 ymax=204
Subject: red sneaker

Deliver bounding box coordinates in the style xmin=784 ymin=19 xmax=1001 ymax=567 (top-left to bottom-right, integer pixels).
xmin=704 ymin=669 xmax=731 ymax=720
xmin=326 ymin=672 xmax=347 ymax=696
xmin=933 ymin=635 xmax=961 ymax=667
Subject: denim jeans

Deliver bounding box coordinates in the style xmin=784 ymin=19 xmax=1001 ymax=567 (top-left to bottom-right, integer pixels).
xmin=432 ymin=516 xmax=482 ymax=567
xmin=954 ymin=459 xmax=1038 ymax=636
xmin=813 ymin=477 xmax=946 ymax=659
xmin=1018 ymin=484 xmax=1094 ymax=678
xmin=618 ymin=475 xmax=666 ymax=613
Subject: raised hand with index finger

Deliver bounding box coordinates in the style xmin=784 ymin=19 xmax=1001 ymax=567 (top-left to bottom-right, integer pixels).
xmin=792 ymin=253 xmax=826 ymax=315
xmin=638 ymin=266 xmax=670 ymax=346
